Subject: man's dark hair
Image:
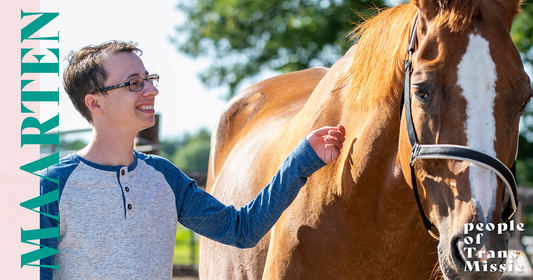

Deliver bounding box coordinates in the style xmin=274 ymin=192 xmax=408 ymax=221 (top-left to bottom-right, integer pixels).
xmin=63 ymin=40 xmax=142 ymax=123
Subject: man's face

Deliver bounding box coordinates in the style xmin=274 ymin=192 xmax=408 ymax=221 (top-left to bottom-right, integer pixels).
xmin=95 ymin=52 xmax=159 ymax=133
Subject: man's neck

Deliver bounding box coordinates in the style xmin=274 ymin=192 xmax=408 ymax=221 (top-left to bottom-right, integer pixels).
xmin=77 ymin=127 xmax=137 ymax=166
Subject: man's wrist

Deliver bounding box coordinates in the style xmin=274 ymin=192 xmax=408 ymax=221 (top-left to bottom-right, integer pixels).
xmin=291 ymin=138 xmax=327 ymax=177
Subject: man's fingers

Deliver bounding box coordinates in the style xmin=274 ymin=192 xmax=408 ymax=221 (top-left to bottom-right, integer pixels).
xmin=337 ymin=124 xmax=346 ymax=136
xmin=312 ymin=124 xmax=346 ymax=142
xmin=324 ymin=136 xmax=343 ymax=150
xmin=325 ymin=144 xmax=341 ymax=153
xmin=325 ymin=144 xmax=341 ymax=163
xmin=312 ymin=126 xmax=338 ymax=137
xmin=328 ymin=130 xmax=345 ymax=143
xmin=307 ymin=125 xmax=346 ymax=164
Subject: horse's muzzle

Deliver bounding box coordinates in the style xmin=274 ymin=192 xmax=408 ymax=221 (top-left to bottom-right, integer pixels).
xmin=441 ymin=229 xmax=510 ymax=280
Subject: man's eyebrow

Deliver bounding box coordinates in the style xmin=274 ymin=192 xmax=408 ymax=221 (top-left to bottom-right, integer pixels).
xmin=126 ymin=71 xmax=150 ymax=80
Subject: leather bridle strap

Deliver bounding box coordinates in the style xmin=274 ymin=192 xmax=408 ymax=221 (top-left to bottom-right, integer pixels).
xmin=411 ymin=144 xmax=518 ymax=210
xmin=401 ymin=17 xmax=518 ymax=240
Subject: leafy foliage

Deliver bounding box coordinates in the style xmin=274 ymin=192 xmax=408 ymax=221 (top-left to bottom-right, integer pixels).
xmin=172 ymin=1 xmax=533 ymax=187
xmin=58 ymin=139 xmax=86 ymax=151
xmin=172 ymin=0 xmax=386 ymax=98
xmin=165 ymin=128 xmax=211 ymax=173
xmin=512 ymin=0 xmax=533 ymax=65
xmin=511 ymin=1 xmax=533 ymax=187
xmin=518 ymin=135 xmax=533 ymax=188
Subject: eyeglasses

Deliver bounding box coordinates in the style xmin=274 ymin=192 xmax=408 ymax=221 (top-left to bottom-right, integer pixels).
xmin=93 ymin=74 xmax=159 ymax=93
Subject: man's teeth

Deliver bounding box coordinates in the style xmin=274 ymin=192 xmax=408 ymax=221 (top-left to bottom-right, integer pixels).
xmin=138 ymin=105 xmax=154 ymax=110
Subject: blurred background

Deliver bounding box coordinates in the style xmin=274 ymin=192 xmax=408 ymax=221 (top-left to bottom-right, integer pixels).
xmin=38 ymin=0 xmax=533 ymax=278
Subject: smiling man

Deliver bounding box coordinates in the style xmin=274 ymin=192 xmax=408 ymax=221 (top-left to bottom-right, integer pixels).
xmin=39 ymin=41 xmax=346 ymax=279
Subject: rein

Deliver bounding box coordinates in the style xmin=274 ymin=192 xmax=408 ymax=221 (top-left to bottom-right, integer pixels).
xmin=401 ymin=17 xmax=519 ymax=241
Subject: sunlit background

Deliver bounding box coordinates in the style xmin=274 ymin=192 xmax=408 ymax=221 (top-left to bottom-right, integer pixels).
xmin=36 ymin=0 xmax=533 ymax=278
xmin=41 ymin=0 xmax=229 ymax=140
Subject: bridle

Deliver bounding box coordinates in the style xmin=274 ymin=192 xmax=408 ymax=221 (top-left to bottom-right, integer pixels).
xmin=401 ymin=17 xmax=519 ymax=240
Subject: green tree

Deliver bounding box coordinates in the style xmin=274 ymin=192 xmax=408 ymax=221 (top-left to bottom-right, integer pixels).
xmin=511 ymin=1 xmax=533 ymax=187
xmin=173 ymin=0 xmax=533 ymax=186
xmin=171 ymin=129 xmax=211 ymax=173
xmin=518 ymin=135 xmax=533 ymax=188
xmin=511 ymin=0 xmax=533 ymax=66
xmin=58 ymin=139 xmax=87 ymax=151
xmin=160 ymin=137 xmax=187 ymax=159
xmin=172 ymin=0 xmax=386 ymax=98
xmin=512 ymin=0 xmax=533 ymax=135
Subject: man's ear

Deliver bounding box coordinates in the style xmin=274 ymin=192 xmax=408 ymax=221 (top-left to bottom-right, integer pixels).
xmin=85 ymin=94 xmax=103 ymax=115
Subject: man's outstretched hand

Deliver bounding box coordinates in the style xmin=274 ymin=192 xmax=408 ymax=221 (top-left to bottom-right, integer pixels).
xmin=306 ymin=125 xmax=346 ymax=164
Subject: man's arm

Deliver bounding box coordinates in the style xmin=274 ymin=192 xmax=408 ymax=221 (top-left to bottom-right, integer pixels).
xmin=39 ymin=169 xmax=60 ymax=280
xmin=176 ymin=125 xmax=345 ymax=248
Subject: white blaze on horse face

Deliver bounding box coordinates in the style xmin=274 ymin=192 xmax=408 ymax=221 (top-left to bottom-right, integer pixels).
xmin=456 ymin=33 xmax=498 ymax=223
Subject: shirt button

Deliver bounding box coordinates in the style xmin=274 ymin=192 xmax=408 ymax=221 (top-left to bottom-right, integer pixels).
xmin=125 ymin=187 xmax=130 ymax=192
xmin=128 ymin=204 xmax=132 ymax=210
xmin=121 ymin=170 xmax=126 ymax=175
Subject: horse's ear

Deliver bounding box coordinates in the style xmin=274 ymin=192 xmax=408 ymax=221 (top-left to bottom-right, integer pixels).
xmin=412 ymin=0 xmax=439 ymax=21
xmin=498 ymin=0 xmax=524 ymax=15
xmin=495 ymin=0 xmax=524 ymax=29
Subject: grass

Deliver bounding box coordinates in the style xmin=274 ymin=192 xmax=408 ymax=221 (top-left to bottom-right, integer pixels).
xmin=174 ymin=223 xmax=199 ymax=265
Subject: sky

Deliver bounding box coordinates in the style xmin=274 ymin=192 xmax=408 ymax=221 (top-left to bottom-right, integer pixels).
xmin=40 ymin=0 xmax=230 ymax=141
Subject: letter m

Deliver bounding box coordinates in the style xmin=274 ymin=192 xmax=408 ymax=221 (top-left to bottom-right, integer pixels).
xmin=464 ymin=261 xmax=480 ymax=272
xmin=20 ymin=190 xmax=59 ymax=268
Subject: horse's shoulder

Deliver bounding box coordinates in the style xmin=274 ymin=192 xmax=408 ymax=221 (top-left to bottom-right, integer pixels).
xmin=224 ymin=67 xmax=329 ymax=120
xmin=208 ymin=67 xmax=329 ymax=181
xmin=215 ymin=67 xmax=329 ymax=145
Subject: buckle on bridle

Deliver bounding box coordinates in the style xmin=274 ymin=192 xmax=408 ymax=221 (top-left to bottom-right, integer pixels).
xmin=507 ymin=208 xmax=517 ymax=222
xmin=410 ymin=143 xmax=421 ymax=166
xmin=428 ymin=220 xmax=440 ymax=241
xmin=404 ymin=51 xmax=413 ymax=71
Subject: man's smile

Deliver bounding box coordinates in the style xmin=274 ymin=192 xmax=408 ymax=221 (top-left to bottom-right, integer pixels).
xmin=137 ymin=104 xmax=154 ymax=111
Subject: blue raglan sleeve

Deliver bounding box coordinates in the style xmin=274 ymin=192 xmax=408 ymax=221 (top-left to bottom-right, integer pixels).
xmin=39 ymin=156 xmax=77 ymax=280
xmin=39 ymin=167 xmax=60 ymax=280
xmin=174 ymin=138 xmax=325 ymax=248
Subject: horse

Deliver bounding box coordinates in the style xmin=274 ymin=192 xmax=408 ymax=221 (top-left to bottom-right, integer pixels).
xmin=199 ymin=0 xmax=532 ymax=279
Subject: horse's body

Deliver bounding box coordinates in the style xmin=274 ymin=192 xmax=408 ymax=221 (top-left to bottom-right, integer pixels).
xmin=199 ymin=65 xmax=332 ymax=279
xmin=200 ymin=1 xmax=532 ymax=279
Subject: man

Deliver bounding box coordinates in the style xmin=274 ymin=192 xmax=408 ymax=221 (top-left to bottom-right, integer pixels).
xmin=40 ymin=40 xmax=346 ymax=279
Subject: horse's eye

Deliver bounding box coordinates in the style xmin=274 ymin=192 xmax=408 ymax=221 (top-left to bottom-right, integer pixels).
xmin=522 ymin=93 xmax=532 ymax=109
xmin=413 ymin=88 xmax=430 ymax=101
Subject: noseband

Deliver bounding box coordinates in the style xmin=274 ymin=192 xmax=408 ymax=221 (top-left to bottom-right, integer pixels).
xmin=402 ymin=17 xmax=518 ymax=241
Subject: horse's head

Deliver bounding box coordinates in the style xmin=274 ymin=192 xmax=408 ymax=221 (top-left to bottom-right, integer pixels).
xmin=398 ymin=0 xmax=532 ymax=279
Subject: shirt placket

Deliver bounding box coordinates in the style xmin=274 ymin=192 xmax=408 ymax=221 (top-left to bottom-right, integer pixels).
xmin=119 ymin=166 xmax=134 ymax=219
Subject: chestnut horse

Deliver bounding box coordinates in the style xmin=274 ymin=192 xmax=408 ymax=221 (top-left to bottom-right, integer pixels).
xmin=199 ymin=0 xmax=532 ymax=279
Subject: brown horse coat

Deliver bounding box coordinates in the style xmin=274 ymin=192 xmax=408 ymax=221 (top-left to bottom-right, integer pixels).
xmin=199 ymin=1 xmax=530 ymax=279
xmin=200 ymin=35 xmax=437 ymax=278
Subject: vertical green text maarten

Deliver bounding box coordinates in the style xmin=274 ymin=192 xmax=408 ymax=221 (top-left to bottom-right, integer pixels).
xmin=19 ymin=10 xmax=60 ymax=270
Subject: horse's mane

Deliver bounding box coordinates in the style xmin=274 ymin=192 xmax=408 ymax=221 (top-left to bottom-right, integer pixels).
xmin=345 ymin=0 xmax=488 ymax=111
xmin=433 ymin=0 xmax=481 ymax=33
xmin=346 ymin=4 xmax=417 ymax=112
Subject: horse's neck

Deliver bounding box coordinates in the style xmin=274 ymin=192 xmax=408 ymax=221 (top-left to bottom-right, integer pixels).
xmin=293 ymin=43 xmax=414 ymax=217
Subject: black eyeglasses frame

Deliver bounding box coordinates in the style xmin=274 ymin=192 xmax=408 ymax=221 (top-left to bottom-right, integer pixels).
xmin=92 ymin=74 xmax=159 ymax=93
